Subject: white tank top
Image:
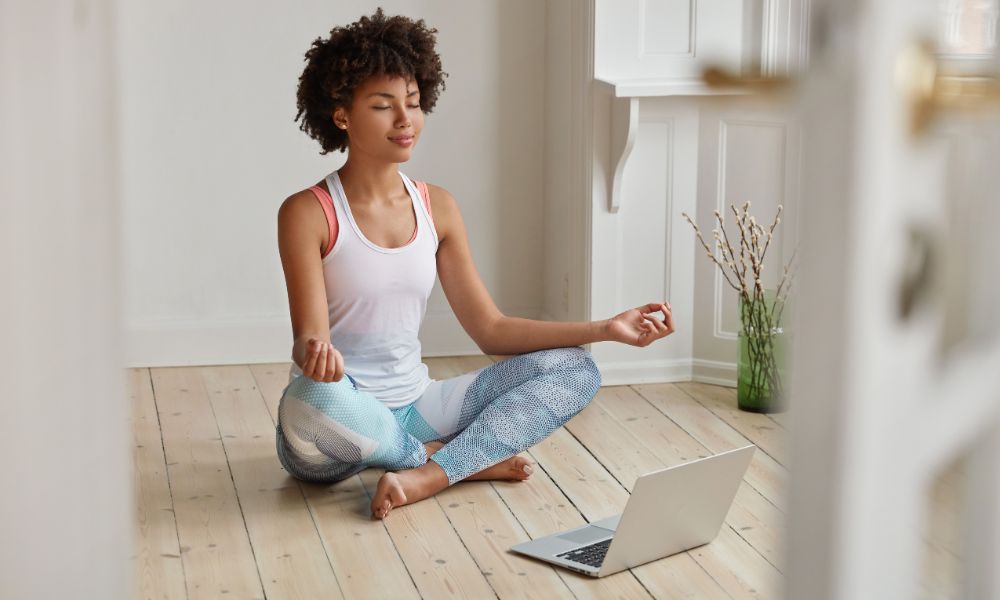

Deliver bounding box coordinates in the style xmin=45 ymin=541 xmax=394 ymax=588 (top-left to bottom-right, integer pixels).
xmin=289 ymin=170 xmax=439 ymax=409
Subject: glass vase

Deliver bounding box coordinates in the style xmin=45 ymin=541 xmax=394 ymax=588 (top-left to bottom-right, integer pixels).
xmin=737 ymin=289 xmax=788 ymax=413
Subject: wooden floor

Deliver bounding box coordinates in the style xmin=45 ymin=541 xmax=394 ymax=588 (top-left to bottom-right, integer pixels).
xmin=132 ymin=355 xmax=789 ymax=600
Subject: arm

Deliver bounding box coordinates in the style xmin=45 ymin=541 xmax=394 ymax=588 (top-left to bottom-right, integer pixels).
xmin=277 ymin=191 xmax=345 ymax=381
xmin=430 ymin=184 xmax=611 ymax=355
xmin=431 ymin=183 xmax=676 ymax=354
xmin=487 ymin=316 xmax=610 ymax=354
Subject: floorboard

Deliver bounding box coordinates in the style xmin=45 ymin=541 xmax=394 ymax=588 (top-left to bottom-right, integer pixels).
xmin=132 ymin=360 xmax=787 ymax=599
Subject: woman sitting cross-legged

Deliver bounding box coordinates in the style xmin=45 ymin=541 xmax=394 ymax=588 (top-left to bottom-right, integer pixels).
xmin=277 ymin=8 xmax=676 ymax=520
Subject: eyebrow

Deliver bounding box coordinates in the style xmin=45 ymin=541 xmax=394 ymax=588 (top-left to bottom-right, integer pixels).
xmin=366 ymin=90 xmax=419 ymax=100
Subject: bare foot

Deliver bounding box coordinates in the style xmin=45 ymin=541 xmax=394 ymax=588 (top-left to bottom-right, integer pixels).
xmin=370 ymin=461 xmax=449 ymax=520
xmin=423 ymin=440 xmax=534 ymax=482
xmin=462 ymin=454 xmax=534 ymax=482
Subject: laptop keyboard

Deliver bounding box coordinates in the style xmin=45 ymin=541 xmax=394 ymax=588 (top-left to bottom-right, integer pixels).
xmin=556 ymin=538 xmax=612 ymax=568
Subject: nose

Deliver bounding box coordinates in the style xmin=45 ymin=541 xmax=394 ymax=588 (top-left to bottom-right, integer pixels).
xmin=394 ymin=105 xmax=411 ymax=127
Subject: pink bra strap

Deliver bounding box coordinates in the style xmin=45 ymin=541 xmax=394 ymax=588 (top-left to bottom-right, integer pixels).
xmin=307 ymin=185 xmax=338 ymax=258
xmin=413 ymin=180 xmax=432 ymax=219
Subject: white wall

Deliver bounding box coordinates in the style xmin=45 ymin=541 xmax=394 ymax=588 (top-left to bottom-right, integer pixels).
xmin=119 ymin=0 xmax=808 ymax=382
xmin=580 ymin=0 xmax=805 ymax=385
xmin=118 ymin=1 xmax=547 ymax=366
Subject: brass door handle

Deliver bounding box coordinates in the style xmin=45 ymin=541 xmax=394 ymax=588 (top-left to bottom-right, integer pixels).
xmin=701 ymin=66 xmax=796 ymax=93
xmin=897 ymin=39 xmax=1000 ymax=135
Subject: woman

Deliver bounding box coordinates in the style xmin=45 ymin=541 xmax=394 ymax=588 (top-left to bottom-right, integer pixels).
xmin=277 ymin=8 xmax=675 ymax=520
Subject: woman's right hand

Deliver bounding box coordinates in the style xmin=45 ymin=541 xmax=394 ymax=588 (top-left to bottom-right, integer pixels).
xmin=293 ymin=336 xmax=345 ymax=383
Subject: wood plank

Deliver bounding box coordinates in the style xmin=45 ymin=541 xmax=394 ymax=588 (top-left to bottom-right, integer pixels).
xmin=130 ymin=368 xmax=187 ymax=600
xmin=633 ymin=383 xmax=789 ymax=512
xmin=529 ymin=428 xmax=732 ymax=599
xmin=563 ymin=391 xmax=783 ymax=599
xmin=199 ymin=366 xmax=345 ymax=600
xmin=589 ymin=386 xmax=785 ymax=572
xmin=919 ymin=457 xmax=964 ymax=598
xmin=766 ymin=409 xmax=791 ymax=430
xmin=675 ymin=382 xmax=788 ymax=466
xmin=436 ymin=481 xmax=575 ymax=599
xmin=248 ymin=362 xmax=292 ymax=422
xmin=297 ymin=477 xmax=422 ymax=599
xmin=151 ymin=367 xmax=265 ymax=600
xmin=358 ymin=468 xmax=498 ymax=599
xmin=248 ymin=363 xmax=422 ymax=599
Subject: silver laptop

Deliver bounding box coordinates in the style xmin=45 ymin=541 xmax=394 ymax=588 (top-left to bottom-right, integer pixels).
xmin=510 ymin=444 xmax=756 ymax=577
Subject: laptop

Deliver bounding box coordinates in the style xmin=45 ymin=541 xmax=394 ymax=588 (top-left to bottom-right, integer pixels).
xmin=510 ymin=444 xmax=756 ymax=577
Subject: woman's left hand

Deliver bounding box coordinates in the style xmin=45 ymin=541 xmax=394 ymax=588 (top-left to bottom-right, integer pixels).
xmin=604 ymin=302 xmax=675 ymax=347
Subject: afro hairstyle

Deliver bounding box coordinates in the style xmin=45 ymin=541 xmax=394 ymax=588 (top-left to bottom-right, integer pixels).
xmin=294 ymin=7 xmax=449 ymax=154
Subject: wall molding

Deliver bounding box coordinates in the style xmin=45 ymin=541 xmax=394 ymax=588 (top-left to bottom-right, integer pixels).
xmin=691 ymin=357 xmax=738 ymax=387
xmin=598 ymin=356 xmax=737 ymax=387
xmin=638 ymin=0 xmax=696 ymax=58
xmin=598 ymin=357 xmax=693 ymax=385
xmin=713 ymin=117 xmax=789 ymax=341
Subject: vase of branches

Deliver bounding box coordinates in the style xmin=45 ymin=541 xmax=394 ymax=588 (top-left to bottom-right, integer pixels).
xmin=683 ymin=202 xmax=797 ymax=413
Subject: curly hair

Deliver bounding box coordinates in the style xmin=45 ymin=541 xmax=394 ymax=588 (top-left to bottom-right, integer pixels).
xmin=295 ymin=7 xmax=449 ymax=154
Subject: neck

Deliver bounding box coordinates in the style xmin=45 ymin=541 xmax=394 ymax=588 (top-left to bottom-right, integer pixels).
xmin=337 ymin=157 xmax=403 ymax=204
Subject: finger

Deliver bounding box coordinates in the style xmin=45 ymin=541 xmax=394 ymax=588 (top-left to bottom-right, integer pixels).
xmin=663 ymin=307 xmax=676 ymax=333
xmin=328 ymin=349 xmax=341 ymax=382
xmin=324 ymin=345 xmax=337 ymax=382
xmin=644 ymin=313 xmax=667 ymax=335
xmin=302 ymin=340 xmax=321 ymax=377
xmin=334 ymin=352 xmax=345 ymax=382
xmin=315 ymin=343 xmax=329 ymax=381
xmin=638 ymin=302 xmax=663 ymax=315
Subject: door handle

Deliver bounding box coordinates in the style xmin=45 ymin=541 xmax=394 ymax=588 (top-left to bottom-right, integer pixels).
xmin=896 ymin=38 xmax=1000 ymax=135
xmin=701 ymin=66 xmax=796 ymax=94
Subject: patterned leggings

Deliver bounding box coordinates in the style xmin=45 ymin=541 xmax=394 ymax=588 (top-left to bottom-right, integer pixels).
xmin=275 ymin=347 xmax=602 ymax=486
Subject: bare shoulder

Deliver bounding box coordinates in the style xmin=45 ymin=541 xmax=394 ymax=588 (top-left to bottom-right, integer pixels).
xmin=277 ymin=188 xmax=327 ymax=252
xmin=424 ymin=182 xmax=459 ymax=242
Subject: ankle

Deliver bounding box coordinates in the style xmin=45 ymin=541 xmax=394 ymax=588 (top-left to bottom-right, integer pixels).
xmin=418 ymin=458 xmax=449 ymax=487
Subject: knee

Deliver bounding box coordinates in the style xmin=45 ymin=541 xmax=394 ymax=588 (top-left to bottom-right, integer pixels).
xmin=282 ymin=374 xmax=356 ymax=414
xmin=538 ymin=346 xmax=602 ymax=406
xmin=566 ymin=347 xmax=602 ymax=404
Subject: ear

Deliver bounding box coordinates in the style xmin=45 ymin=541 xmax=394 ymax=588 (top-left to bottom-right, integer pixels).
xmin=332 ymin=107 xmax=348 ymax=130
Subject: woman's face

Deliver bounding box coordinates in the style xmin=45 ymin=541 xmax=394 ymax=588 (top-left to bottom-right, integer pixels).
xmin=334 ymin=74 xmax=424 ymax=163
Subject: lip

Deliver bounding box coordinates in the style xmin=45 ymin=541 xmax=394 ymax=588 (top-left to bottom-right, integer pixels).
xmin=389 ymin=135 xmax=414 ymax=147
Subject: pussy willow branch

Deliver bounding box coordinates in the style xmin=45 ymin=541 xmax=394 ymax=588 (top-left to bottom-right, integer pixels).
xmin=715 ymin=209 xmax=746 ymax=287
xmin=731 ymin=204 xmax=753 ymax=283
xmin=682 ymin=212 xmax=742 ymax=292
xmin=758 ymin=205 xmax=783 ymax=266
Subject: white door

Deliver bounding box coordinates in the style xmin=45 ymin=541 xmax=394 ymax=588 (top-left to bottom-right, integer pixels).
xmin=0 ymin=1 xmax=131 ymax=598
xmin=787 ymin=0 xmax=1000 ymax=598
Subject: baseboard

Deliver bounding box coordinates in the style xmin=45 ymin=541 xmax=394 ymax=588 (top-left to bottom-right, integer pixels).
xmin=690 ymin=358 xmax=737 ymax=387
xmin=595 ymin=357 xmax=693 ymax=386
xmin=125 ymin=312 xmax=737 ymax=389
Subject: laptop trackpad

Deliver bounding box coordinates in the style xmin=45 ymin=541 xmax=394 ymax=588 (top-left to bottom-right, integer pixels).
xmin=557 ymin=526 xmax=610 ymax=545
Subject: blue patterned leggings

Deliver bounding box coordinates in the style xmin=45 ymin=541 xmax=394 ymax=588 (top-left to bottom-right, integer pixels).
xmin=275 ymin=347 xmax=602 ymax=486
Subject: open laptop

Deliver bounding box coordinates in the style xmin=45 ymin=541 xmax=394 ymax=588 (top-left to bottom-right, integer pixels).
xmin=510 ymin=444 xmax=756 ymax=577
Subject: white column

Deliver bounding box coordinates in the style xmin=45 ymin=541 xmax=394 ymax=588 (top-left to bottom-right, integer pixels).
xmin=0 ymin=1 xmax=131 ymax=598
